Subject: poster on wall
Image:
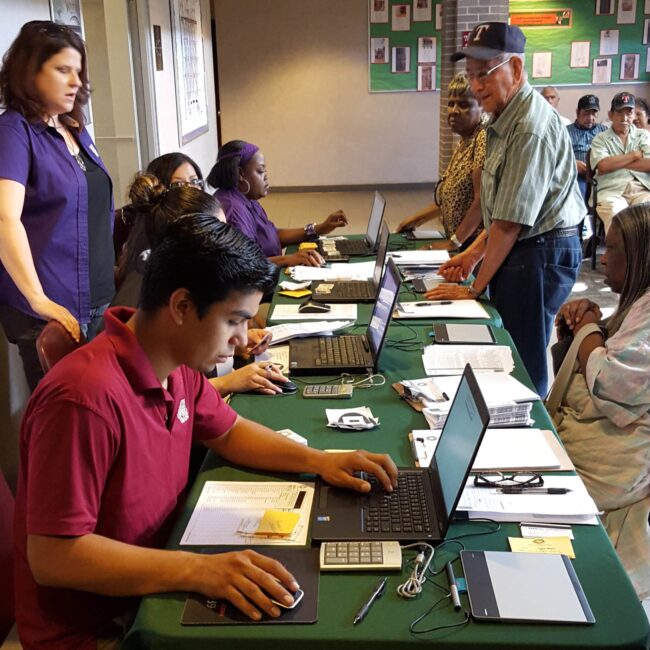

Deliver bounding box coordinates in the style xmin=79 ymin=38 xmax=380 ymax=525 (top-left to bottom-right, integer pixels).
xmin=370 ymin=0 xmax=388 ymax=24
xmin=392 ymin=4 xmax=411 ymax=31
xmin=617 ymin=0 xmax=637 ymax=23
xmin=413 ymin=0 xmax=432 ymax=22
xmin=646 ymin=47 xmax=650 ymax=71
xmin=392 ymin=46 xmax=411 ymax=73
xmin=595 ymin=0 xmax=615 ymax=15
xmin=644 ymin=18 xmax=650 ymax=43
xmin=417 ymin=64 xmax=435 ymax=90
xmin=592 ymin=57 xmax=612 ymax=82
xmin=418 ymin=36 xmax=437 ymax=63
xmin=370 ymin=37 xmax=389 ymax=63
xmin=532 ymin=52 xmax=552 ymax=77
xmin=49 ymin=0 xmax=82 ymax=32
xmin=171 ymin=0 xmax=209 ymax=145
xmin=620 ymin=52 xmax=640 ymax=78
xmin=600 ymin=29 xmax=620 ymax=55
xmin=570 ymin=41 xmax=591 ymax=67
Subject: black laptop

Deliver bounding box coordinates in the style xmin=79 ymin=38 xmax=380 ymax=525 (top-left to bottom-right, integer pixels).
xmin=310 ymin=224 xmax=390 ymax=303
xmin=310 ymin=364 xmax=490 ymax=541
xmin=289 ymin=258 xmax=401 ymax=375
xmin=317 ymin=191 xmax=386 ymax=261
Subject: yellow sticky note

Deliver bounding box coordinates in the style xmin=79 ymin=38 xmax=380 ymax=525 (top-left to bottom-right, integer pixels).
xmin=255 ymin=510 xmax=300 ymax=536
xmin=299 ymin=242 xmax=318 ymax=251
xmin=278 ymin=289 xmax=312 ymax=299
xmin=508 ymin=536 xmax=575 ymax=559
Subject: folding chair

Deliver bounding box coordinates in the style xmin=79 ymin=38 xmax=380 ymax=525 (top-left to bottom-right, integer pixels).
xmin=585 ymin=148 xmax=605 ymax=270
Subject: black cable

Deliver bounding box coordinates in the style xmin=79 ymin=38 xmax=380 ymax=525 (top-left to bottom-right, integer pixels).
xmin=409 ymin=594 xmax=471 ymax=635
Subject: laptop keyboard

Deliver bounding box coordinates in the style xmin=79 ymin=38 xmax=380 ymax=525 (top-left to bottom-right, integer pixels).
xmin=332 ymin=282 xmax=373 ymax=299
xmin=364 ymin=471 xmax=431 ymax=534
xmin=318 ymin=336 xmax=369 ymax=367
xmin=336 ymin=239 xmax=370 ymax=255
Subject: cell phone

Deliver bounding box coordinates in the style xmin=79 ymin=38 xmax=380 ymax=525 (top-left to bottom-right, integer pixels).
xmin=433 ymin=323 xmax=495 ymax=344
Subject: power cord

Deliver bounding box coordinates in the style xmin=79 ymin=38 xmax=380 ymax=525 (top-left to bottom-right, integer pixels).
xmin=341 ymin=372 xmax=386 ymax=388
xmin=396 ymin=543 xmax=436 ymax=599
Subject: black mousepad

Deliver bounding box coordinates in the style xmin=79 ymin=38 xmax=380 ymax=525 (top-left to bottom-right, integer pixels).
xmin=181 ymin=546 xmax=319 ymax=625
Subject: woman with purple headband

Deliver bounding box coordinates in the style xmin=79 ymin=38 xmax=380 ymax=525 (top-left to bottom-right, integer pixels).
xmin=207 ymin=140 xmax=348 ymax=267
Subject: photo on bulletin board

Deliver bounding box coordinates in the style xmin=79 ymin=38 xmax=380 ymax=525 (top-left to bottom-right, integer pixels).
xmin=593 ymin=57 xmax=613 ymax=83
xmin=620 ymin=52 xmax=640 ymax=78
xmin=370 ymin=37 xmax=389 ymax=63
xmin=49 ymin=0 xmax=82 ymax=29
xmin=570 ymin=41 xmax=591 ymax=67
xmin=418 ymin=64 xmax=435 ymax=91
xmin=418 ymin=36 xmax=437 ymax=63
xmin=392 ymin=46 xmax=411 ymax=73
xmin=413 ymin=0 xmax=432 ymax=22
xmin=600 ymin=29 xmax=620 ymax=55
xmin=646 ymin=47 xmax=650 ymax=71
xmin=596 ymin=0 xmax=615 ymax=15
xmin=370 ymin=0 xmax=388 ymax=24
xmin=532 ymin=52 xmax=552 ymax=78
xmin=644 ymin=18 xmax=650 ymax=43
xmin=436 ymin=4 xmax=442 ymax=30
xmin=617 ymin=0 xmax=637 ymax=23
xmin=392 ymin=4 xmax=411 ymax=31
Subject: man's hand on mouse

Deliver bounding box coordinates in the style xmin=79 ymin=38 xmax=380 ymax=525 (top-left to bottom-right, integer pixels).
xmin=219 ymin=362 xmax=288 ymax=395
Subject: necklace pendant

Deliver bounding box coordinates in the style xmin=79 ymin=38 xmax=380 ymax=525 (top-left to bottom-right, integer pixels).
xmin=74 ymin=153 xmax=86 ymax=172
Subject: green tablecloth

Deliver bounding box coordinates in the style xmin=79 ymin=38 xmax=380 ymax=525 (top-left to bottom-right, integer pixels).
xmin=123 ymin=324 xmax=650 ymax=649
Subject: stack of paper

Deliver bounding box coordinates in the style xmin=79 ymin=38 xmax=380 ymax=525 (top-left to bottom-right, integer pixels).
xmin=395 ymin=300 xmax=490 ymax=320
xmin=290 ymin=261 xmax=375 ymax=282
xmin=422 ymin=345 xmax=515 ymax=375
xmin=388 ymin=250 xmax=450 ymax=265
xmin=399 ymin=268 xmax=448 ymax=282
xmin=407 ymin=229 xmax=445 ymax=240
xmin=265 ymin=320 xmax=354 ymax=345
xmin=408 ymin=428 xmax=565 ymax=471
xmin=326 ymin=407 xmax=379 ymax=430
xmin=456 ymin=475 xmax=600 ymax=525
xmin=403 ymin=373 xmax=537 ymax=428
xmin=270 ymin=304 xmax=358 ymax=321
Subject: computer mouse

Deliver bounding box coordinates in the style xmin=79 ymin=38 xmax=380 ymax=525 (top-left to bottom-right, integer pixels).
xmin=298 ymin=300 xmax=331 ymax=314
xmin=270 ymin=378 xmax=299 ymax=394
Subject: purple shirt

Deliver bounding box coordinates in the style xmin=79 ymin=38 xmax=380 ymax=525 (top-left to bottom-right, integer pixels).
xmin=0 ymin=109 xmax=113 ymax=323
xmin=216 ymin=187 xmax=282 ymax=257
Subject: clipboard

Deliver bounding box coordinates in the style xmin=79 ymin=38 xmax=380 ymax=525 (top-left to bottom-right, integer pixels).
xmin=181 ymin=546 xmax=319 ymax=625
xmin=392 ymin=382 xmax=425 ymax=412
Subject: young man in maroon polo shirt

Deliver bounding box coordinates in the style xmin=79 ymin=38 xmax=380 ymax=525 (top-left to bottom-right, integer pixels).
xmin=14 ymin=214 xmax=398 ymax=648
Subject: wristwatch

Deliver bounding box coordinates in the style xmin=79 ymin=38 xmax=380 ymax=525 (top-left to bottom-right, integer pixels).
xmin=449 ymin=233 xmax=462 ymax=249
xmin=304 ymin=222 xmax=318 ymax=242
xmin=467 ymin=284 xmax=484 ymax=299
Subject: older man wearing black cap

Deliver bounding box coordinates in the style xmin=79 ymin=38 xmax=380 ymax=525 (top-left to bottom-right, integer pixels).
xmin=589 ymin=92 xmax=650 ymax=232
xmin=567 ymin=94 xmax=608 ymax=201
xmin=426 ymin=22 xmax=584 ymax=397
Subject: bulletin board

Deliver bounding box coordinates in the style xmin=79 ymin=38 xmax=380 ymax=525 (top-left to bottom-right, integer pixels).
xmin=511 ymin=0 xmax=650 ymax=85
xmin=368 ymin=0 xmax=442 ymax=93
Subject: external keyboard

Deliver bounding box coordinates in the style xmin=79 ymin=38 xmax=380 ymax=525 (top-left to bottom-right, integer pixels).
xmin=319 ymin=541 xmax=403 ymax=571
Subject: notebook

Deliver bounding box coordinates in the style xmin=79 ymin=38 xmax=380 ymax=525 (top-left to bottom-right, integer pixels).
xmin=288 ymin=258 xmax=401 ymax=375
xmin=310 ymin=364 xmax=490 ymax=541
xmin=317 ymin=191 xmax=385 ymax=261
xmin=310 ymin=224 xmax=390 ymax=303
xmin=461 ymin=550 xmax=595 ymax=625
xmin=181 ymin=546 xmax=319 ymax=625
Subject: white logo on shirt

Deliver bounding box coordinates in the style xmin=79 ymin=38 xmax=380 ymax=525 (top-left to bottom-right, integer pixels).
xmin=177 ymin=398 xmax=189 ymax=424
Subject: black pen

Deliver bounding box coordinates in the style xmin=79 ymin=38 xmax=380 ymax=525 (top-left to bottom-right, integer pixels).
xmin=445 ymin=561 xmax=462 ymax=610
xmin=414 ymin=301 xmax=452 ymax=306
xmin=353 ymin=577 xmax=387 ymax=625
xmin=499 ymin=487 xmax=573 ymax=495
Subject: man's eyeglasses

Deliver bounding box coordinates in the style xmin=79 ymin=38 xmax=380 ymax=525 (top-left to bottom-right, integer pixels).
xmin=466 ymin=57 xmax=512 ymax=83
xmin=169 ymin=179 xmax=205 ymax=190
xmin=473 ymin=472 xmax=544 ymax=489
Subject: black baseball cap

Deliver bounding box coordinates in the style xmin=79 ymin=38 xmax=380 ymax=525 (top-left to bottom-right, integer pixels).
xmin=611 ymin=92 xmax=635 ymax=111
xmin=578 ymin=95 xmax=600 ymax=112
xmin=451 ymin=22 xmax=526 ymax=61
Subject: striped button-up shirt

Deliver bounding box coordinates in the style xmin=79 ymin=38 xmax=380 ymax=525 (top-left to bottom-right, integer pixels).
xmin=481 ymin=82 xmax=585 ymax=239
xmin=567 ymin=121 xmax=607 ymax=163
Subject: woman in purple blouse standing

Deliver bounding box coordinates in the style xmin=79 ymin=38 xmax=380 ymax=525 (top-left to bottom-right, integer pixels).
xmin=0 ymin=22 xmax=114 ymax=390
xmin=207 ymin=140 xmax=348 ymax=267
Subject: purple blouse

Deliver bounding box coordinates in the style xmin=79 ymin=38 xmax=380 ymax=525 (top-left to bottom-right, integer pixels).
xmin=0 ymin=109 xmax=113 ymax=323
xmin=215 ymin=188 xmax=282 ymax=257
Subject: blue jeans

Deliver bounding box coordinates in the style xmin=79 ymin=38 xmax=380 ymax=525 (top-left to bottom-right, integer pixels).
xmin=489 ymin=231 xmax=581 ymax=397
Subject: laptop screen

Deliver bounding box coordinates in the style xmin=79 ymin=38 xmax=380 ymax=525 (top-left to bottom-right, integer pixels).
xmin=432 ymin=366 xmax=490 ymax=518
xmin=366 ymin=191 xmax=386 ymax=248
xmin=372 ymin=224 xmax=390 ymax=287
xmin=367 ymin=258 xmax=400 ymax=362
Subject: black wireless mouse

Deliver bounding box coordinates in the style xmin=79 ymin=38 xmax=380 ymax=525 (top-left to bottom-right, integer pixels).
xmin=298 ymin=300 xmax=331 ymax=314
xmin=270 ymin=378 xmax=298 ymax=394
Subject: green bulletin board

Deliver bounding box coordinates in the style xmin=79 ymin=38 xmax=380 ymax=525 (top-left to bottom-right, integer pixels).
xmin=368 ymin=0 xmax=442 ymax=93
xmin=511 ymin=0 xmax=650 ymax=85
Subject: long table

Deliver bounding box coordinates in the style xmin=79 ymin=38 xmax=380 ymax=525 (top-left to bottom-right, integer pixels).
xmin=123 ymin=238 xmax=650 ymax=650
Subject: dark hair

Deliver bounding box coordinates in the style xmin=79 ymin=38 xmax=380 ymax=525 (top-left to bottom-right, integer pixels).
xmin=635 ymin=97 xmax=650 ymax=116
xmin=206 ymin=140 xmax=250 ymax=189
xmin=146 ymin=152 xmax=203 ymax=187
xmin=140 ymin=214 xmax=278 ymax=317
xmin=117 ymin=173 xmax=221 ymax=285
xmin=0 ymin=21 xmax=89 ymax=126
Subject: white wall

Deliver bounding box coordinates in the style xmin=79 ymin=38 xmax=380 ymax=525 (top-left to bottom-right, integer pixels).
xmin=213 ymin=0 xmax=440 ymax=188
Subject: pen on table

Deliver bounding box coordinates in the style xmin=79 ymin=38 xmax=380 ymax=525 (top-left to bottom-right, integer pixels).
xmin=414 ymin=301 xmax=452 ymax=306
xmin=445 ymin=561 xmax=462 ymax=610
xmin=499 ymin=487 xmax=573 ymax=495
xmin=353 ymin=577 xmax=387 ymax=625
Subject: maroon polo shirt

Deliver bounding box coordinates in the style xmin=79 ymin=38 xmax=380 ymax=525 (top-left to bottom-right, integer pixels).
xmin=14 ymin=307 xmax=237 ymax=648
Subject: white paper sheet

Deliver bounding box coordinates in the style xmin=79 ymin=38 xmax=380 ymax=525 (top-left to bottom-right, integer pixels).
xmin=395 ymin=300 xmax=490 ymax=320
xmin=255 ymin=345 xmax=290 ymax=373
xmin=290 ymin=261 xmax=375 ymax=282
xmin=265 ymin=320 xmax=354 ymax=345
xmin=180 ymin=481 xmax=314 ymax=546
xmin=271 ymin=304 xmax=358 ymax=321
xmin=388 ymin=250 xmax=450 ymax=265
xmin=422 ymin=344 xmax=514 ymax=375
